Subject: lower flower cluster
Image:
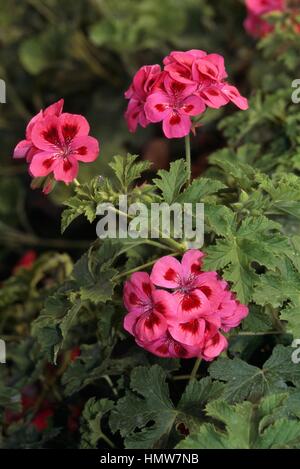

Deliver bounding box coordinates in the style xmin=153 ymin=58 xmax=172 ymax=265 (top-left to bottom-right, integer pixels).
xmin=123 ymin=250 xmax=248 ymax=360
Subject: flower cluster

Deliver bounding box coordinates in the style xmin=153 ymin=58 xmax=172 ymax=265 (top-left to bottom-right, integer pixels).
xmin=244 ymin=0 xmax=284 ymax=38
xmin=123 ymin=250 xmax=248 ymax=360
xmin=124 ymin=50 xmax=248 ymax=139
xmin=13 ymin=99 xmax=100 ymax=192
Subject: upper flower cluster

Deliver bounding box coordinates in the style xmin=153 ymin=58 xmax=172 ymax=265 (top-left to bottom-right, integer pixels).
xmin=244 ymin=0 xmax=284 ymax=37
xmin=124 ymin=50 xmax=249 ymax=139
xmin=13 ymin=99 xmax=100 ymax=191
xmin=244 ymin=0 xmax=300 ymax=38
xmin=123 ymin=250 xmax=248 ymax=360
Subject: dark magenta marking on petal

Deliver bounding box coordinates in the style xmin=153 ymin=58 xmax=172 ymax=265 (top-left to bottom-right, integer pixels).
xmin=129 ymin=292 xmax=139 ymax=305
xmin=180 ymin=319 xmax=199 ymax=334
xmin=43 ymin=126 xmax=60 ymax=144
xmin=155 ymin=104 xmax=168 ymax=112
xmin=169 ymin=113 xmax=181 ymax=125
xmin=42 ymin=157 xmax=54 ymax=169
xmin=63 ymin=159 xmax=73 ymax=172
xmin=182 ymin=293 xmax=201 ymax=311
xmin=145 ymin=313 xmax=160 ymax=330
xmin=199 ymin=285 xmax=212 ymax=298
xmin=164 ymin=268 xmax=177 ymax=281
xmin=142 ymin=282 xmax=152 ymax=297
xmin=62 ymin=124 xmax=78 ymax=140
xmin=77 ymin=146 xmax=87 ymax=155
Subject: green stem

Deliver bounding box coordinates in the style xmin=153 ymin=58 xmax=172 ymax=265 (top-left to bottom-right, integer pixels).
xmin=189 ymin=357 xmax=202 ymax=382
xmin=73 ymin=178 xmax=80 ymax=187
xmin=185 ymin=133 xmax=192 ymax=185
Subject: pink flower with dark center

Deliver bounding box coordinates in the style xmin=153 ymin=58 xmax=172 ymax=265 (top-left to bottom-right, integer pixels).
xmin=123 ymin=272 xmax=176 ymax=343
xmin=150 ymin=250 xmax=211 ymax=321
xmin=123 ymin=250 xmax=249 ymax=361
xmin=145 ymin=75 xmax=205 ymax=138
xmin=28 ymin=112 xmax=99 ymax=184
xmin=125 ymin=64 xmax=162 ymax=132
xmin=13 ymin=99 xmax=64 ymax=163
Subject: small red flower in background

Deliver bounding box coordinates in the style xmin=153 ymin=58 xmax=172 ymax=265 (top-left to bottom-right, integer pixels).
xmin=31 ymin=407 xmax=54 ymax=432
xmin=123 ymin=250 xmax=249 ymax=360
xmin=13 ymin=99 xmax=100 ymax=192
xmin=124 ymin=50 xmax=248 ymax=139
xmin=70 ymin=346 xmax=81 ymax=362
xmin=12 ymin=250 xmax=37 ymax=274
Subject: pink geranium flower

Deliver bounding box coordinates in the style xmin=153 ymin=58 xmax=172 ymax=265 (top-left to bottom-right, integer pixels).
xmin=13 ymin=100 xmax=100 ymax=189
xmin=29 ymin=113 xmax=99 ymax=184
xmin=13 ymin=99 xmax=64 ymax=162
xmin=244 ymin=0 xmax=284 ymax=38
xmin=123 ymin=250 xmax=249 ymax=361
xmin=144 ymin=75 xmax=205 ymax=138
xmin=123 ymin=272 xmax=176 ymax=343
xmin=125 ymin=50 xmax=248 ymax=138
xmin=150 ymin=249 xmax=211 ymax=321
xmin=124 ymin=64 xmax=162 ymax=132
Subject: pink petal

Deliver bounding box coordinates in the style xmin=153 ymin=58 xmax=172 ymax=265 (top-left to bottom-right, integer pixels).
xmin=181 ymin=95 xmax=206 ymax=116
xmin=162 ymin=112 xmax=191 ymax=139
xmin=134 ymin=311 xmax=167 ymax=342
xmin=164 ymin=62 xmax=195 ymax=85
xmin=221 ymin=85 xmax=249 ymax=110
xmin=202 ymin=328 xmax=227 ymax=361
xmin=25 ymin=111 xmax=43 ymax=140
xmin=133 ymin=64 xmax=161 ymax=97
xmin=44 ymin=99 xmax=64 ymax=117
xmin=139 ymin=332 xmax=202 ymax=358
xmin=175 ymin=289 xmax=211 ymax=322
xmin=150 ymin=255 xmax=182 ymax=289
xmin=181 ymin=249 xmax=205 ymax=278
xmin=205 ymin=54 xmax=228 ymax=80
xmin=59 ymin=113 xmax=90 ymax=141
xmin=196 ymin=271 xmax=228 ymax=311
xmin=123 ymin=311 xmax=138 ymax=336
xmin=26 ymin=146 xmax=39 ymax=163
xmin=31 ymin=115 xmax=62 ymax=152
xmin=13 ymin=140 xmax=32 ymax=159
xmin=144 ymin=91 xmax=171 ymax=123
xmin=201 ymin=86 xmax=229 ymax=109
xmin=53 ymin=156 xmax=79 ymax=183
xmin=152 ymin=289 xmax=179 ymax=322
xmin=192 ymin=58 xmax=219 ymax=82
xmin=169 ymin=317 xmax=205 ymax=346
xmin=123 ymin=272 xmax=155 ymax=313
xmin=125 ymin=99 xmax=143 ymax=133
xmin=164 ymin=74 xmax=196 ymax=99
xmin=70 ymin=135 xmax=100 ymax=162
xmin=29 ymin=151 xmax=57 ymax=177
